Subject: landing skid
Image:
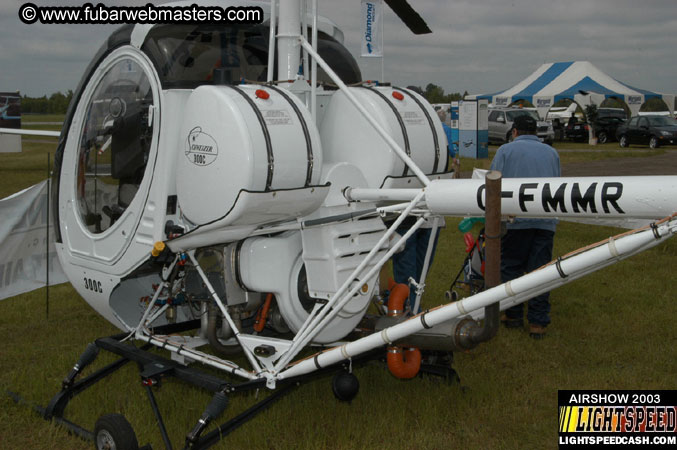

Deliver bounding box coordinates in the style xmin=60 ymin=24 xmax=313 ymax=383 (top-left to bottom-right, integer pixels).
xmin=8 ymin=322 xmax=460 ymax=449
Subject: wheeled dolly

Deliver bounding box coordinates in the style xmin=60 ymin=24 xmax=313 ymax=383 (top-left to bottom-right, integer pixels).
xmin=9 ymin=320 xmax=459 ymax=449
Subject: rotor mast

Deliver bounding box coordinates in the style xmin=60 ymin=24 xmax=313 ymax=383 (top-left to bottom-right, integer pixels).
xmin=276 ymin=0 xmax=302 ymax=82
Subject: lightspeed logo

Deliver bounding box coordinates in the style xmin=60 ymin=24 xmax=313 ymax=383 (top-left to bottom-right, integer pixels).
xmin=558 ymin=390 xmax=677 ymax=448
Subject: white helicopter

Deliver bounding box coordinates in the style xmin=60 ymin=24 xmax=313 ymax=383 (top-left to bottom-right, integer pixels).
xmin=3 ymin=0 xmax=677 ymax=448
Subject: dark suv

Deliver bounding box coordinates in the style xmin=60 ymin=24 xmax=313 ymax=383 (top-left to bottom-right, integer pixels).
xmin=594 ymin=116 xmax=627 ymax=144
xmin=616 ymin=115 xmax=677 ymax=148
xmin=564 ymin=118 xmax=590 ymax=142
xmin=595 ymin=108 xmax=627 ymax=144
xmin=565 ymin=108 xmax=627 ymax=143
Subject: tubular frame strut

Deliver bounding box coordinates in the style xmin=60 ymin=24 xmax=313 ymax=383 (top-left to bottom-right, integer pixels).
xmin=131 ymin=213 xmax=677 ymax=387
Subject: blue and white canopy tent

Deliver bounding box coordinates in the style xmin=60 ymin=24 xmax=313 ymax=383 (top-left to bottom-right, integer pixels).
xmin=468 ymin=61 xmax=675 ymax=119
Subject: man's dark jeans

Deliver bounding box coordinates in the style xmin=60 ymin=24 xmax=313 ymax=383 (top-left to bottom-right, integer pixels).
xmin=501 ymin=228 xmax=555 ymax=327
xmin=392 ymin=227 xmax=439 ymax=314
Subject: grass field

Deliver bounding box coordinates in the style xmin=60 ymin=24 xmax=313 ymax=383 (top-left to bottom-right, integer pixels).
xmin=1 ymin=116 xmax=676 ymax=449
xmin=466 ymin=141 xmax=669 ymax=172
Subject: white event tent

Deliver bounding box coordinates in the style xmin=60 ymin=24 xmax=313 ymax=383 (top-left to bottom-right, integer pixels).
xmin=468 ymin=61 xmax=675 ymax=119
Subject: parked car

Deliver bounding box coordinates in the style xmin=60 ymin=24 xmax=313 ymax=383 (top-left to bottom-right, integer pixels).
xmin=565 ymin=116 xmax=627 ymax=144
xmin=564 ymin=118 xmax=590 ymax=142
xmin=564 ymin=107 xmax=628 ymax=143
xmin=594 ymin=108 xmax=627 ymax=144
xmin=597 ymin=107 xmax=627 ymax=120
xmin=615 ymin=115 xmax=677 ymax=148
xmin=594 ymin=116 xmax=626 ymax=144
xmin=487 ymin=108 xmax=554 ymax=144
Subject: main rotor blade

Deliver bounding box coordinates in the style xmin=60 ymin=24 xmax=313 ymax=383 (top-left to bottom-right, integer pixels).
xmin=384 ymin=0 xmax=432 ymax=34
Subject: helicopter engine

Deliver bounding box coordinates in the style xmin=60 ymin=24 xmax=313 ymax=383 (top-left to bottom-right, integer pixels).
xmin=171 ymin=90 xmax=446 ymax=348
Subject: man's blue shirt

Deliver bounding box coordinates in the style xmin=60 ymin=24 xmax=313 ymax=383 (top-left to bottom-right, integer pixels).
xmin=490 ymin=135 xmax=561 ymax=232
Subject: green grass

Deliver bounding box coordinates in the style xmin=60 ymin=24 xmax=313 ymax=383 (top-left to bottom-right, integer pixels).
xmin=21 ymin=124 xmax=63 ymax=132
xmin=17 ymin=114 xmax=65 ymax=132
xmin=21 ymin=114 xmax=66 ymax=123
xmin=462 ymin=144 xmax=668 ymax=171
xmin=0 ymin=141 xmax=58 ymax=198
xmin=0 ymin=140 xmax=676 ymax=449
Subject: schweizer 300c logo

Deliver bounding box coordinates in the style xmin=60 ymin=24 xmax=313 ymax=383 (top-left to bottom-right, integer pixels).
xmin=185 ymin=126 xmax=219 ymax=166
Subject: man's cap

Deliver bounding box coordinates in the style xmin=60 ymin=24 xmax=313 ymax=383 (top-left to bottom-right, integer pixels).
xmin=513 ymin=114 xmax=537 ymax=133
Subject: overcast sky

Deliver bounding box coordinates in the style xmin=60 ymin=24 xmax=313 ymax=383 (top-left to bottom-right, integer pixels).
xmin=1 ymin=0 xmax=675 ymax=97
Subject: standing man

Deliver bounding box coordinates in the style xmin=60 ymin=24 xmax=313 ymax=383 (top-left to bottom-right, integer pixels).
xmin=439 ymin=109 xmax=460 ymax=177
xmin=388 ymin=109 xmax=455 ymax=315
xmin=490 ymin=114 xmax=561 ymax=339
xmin=391 ymin=217 xmax=439 ymax=315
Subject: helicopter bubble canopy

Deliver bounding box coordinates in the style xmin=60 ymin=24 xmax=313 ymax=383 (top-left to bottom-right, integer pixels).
xmin=75 ymin=58 xmax=154 ymax=235
xmin=58 ymin=46 xmax=161 ymax=270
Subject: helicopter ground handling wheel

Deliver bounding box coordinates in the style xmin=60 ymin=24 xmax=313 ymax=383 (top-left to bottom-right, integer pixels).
xmin=94 ymin=413 xmax=139 ymax=450
xmin=8 ymin=319 xmax=463 ymax=448
xmin=444 ymin=289 xmax=459 ymax=302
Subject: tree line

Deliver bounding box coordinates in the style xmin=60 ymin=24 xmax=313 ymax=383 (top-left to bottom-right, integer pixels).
xmin=17 ymin=86 xmax=671 ymax=115
xmin=407 ymin=83 xmax=468 ymax=104
xmin=20 ymin=91 xmax=73 ymax=114
xmin=18 ymin=84 xmax=465 ymax=115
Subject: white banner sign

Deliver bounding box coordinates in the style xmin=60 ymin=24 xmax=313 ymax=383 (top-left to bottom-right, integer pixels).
xmin=0 ymin=134 xmax=21 ymax=153
xmin=459 ymin=101 xmax=478 ymax=130
xmin=0 ymin=180 xmax=67 ymax=300
xmin=360 ymin=0 xmax=383 ymax=58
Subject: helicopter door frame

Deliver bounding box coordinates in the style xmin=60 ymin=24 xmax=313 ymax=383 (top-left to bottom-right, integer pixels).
xmin=58 ymin=46 xmax=161 ymax=266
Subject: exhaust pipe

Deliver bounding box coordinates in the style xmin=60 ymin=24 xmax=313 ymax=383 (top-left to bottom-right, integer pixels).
xmin=207 ymin=303 xmax=241 ymax=356
xmin=468 ymin=170 xmax=501 ymax=344
xmin=375 ymin=316 xmax=477 ymax=352
xmin=373 ymin=171 xmax=502 ymax=352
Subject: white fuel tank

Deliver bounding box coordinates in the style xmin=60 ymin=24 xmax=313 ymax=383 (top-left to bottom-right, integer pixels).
xmin=320 ymin=86 xmax=447 ymax=188
xmin=177 ymin=84 xmax=322 ymax=225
